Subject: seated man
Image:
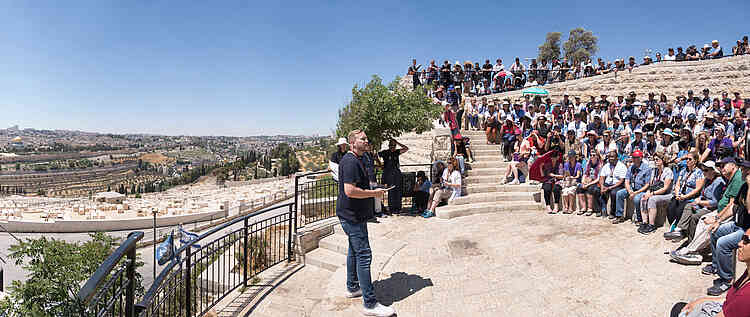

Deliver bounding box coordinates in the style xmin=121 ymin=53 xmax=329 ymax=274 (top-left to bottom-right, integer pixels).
xmin=701 ymin=158 xmax=750 ymax=296
xmin=411 ymin=171 xmax=431 ymax=214
xmin=614 ymin=150 xmax=653 ymax=224
xmin=670 ymin=227 xmax=750 ymax=317
xmin=670 ymin=161 xmax=726 ymax=264
xmin=599 ymin=150 xmax=627 ymax=218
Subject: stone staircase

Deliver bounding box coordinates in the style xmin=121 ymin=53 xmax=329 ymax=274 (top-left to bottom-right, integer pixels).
xmin=434 ymin=129 xmax=543 ymax=219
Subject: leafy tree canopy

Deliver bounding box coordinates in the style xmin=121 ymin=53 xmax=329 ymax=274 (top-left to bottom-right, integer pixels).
xmin=0 ymin=233 xmax=143 ymax=317
xmin=538 ymin=32 xmax=561 ymax=62
xmin=563 ymin=27 xmax=599 ymax=64
xmin=336 ymin=75 xmax=442 ymax=151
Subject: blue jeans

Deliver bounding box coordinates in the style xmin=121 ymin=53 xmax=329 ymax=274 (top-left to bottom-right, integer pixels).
xmin=339 ymin=217 xmax=377 ymax=308
xmin=615 ymin=188 xmax=645 ymax=219
xmin=710 ymin=222 xmax=745 ymax=281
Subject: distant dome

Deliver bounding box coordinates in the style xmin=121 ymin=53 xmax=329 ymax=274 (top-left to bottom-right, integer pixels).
xmin=11 ymin=136 xmax=22 ymax=143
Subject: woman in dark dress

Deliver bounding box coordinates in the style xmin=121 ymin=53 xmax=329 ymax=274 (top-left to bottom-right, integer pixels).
xmin=379 ymin=139 xmax=409 ymax=214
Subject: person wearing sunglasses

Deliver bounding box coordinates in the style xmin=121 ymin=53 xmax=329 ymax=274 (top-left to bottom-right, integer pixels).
xmin=670 ymin=227 xmax=750 ymax=317
xmin=700 ymin=158 xmax=750 ymax=296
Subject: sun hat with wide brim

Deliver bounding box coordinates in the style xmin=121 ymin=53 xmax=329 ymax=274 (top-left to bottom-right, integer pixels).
xmin=335 ymin=137 xmax=348 ymax=146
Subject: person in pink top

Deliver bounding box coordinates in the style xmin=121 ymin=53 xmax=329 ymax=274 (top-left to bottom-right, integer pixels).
xmin=670 ymin=227 xmax=750 ymax=317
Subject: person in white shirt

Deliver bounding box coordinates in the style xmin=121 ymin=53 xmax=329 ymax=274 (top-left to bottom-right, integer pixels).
xmin=599 ymin=150 xmax=628 ymax=218
xmin=664 ymin=48 xmax=677 ymax=61
xmin=426 ymin=158 xmax=462 ymax=217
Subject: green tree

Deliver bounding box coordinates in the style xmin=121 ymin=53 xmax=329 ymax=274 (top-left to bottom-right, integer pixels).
xmin=538 ymin=32 xmax=562 ymax=62
xmin=563 ymin=27 xmax=599 ymax=64
xmin=336 ymin=75 xmax=441 ymax=151
xmin=0 ymin=233 xmax=144 ymax=316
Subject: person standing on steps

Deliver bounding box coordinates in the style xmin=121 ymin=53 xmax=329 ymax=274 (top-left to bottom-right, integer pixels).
xmin=337 ymin=129 xmax=395 ymax=317
xmin=379 ymin=138 xmax=408 ymax=214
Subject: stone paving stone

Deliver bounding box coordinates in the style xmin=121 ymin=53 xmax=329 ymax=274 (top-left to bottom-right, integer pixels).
xmin=236 ymin=211 xmax=721 ymax=316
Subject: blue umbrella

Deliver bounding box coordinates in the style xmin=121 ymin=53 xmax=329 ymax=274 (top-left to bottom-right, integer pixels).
xmin=522 ymin=87 xmax=549 ymax=97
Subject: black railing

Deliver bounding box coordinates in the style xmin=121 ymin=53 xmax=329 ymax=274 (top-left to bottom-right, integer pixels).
xmin=78 ymin=231 xmax=143 ymax=317
xmin=295 ymin=164 xmax=432 ymax=227
xmin=416 ymin=53 xmax=745 ymax=95
xmin=134 ymin=202 xmax=295 ymax=317
xmin=78 ymin=203 xmax=295 ymax=317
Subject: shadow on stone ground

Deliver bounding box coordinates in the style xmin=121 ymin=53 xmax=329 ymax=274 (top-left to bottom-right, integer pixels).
xmin=374 ymin=272 xmax=434 ymax=306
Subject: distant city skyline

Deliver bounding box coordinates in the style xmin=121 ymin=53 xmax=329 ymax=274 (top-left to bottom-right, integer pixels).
xmin=1 ymin=1 xmax=748 ymax=136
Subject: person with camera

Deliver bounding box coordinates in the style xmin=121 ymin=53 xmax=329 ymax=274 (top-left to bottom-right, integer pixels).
xmin=669 ymin=161 xmax=726 ymax=264
xmin=424 ymin=158 xmax=462 ymax=218
xmin=336 ymin=129 xmax=395 ymax=317
xmin=638 ymin=153 xmax=675 ymax=234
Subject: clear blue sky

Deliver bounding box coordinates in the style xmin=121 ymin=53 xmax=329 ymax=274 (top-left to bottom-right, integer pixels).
xmin=1 ymin=1 xmax=748 ymax=136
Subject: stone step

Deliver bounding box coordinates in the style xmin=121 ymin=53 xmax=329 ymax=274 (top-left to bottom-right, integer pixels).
xmin=464 ymin=174 xmax=503 ymax=185
xmin=467 ymin=167 xmax=505 ymax=176
xmin=473 ymin=154 xmax=507 ymax=161
xmin=472 ymin=149 xmax=501 ymax=156
xmin=464 ymin=183 xmax=540 ymax=194
xmin=436 ymin=201 xmax=543 ymax=219
xmin=470 ymin=144 xmax=501 ymax=151
xmin=468 ymin=161 xmax=512 ymax=169
xmin=448 ymin=192 xmax=537 ymax=205
xmin=305 ymin=247 xmax=345 ymax=272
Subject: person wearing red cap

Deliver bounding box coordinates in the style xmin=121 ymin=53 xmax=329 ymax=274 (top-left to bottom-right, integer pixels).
xmin=614 ymin=149 xmax=653 ymax=224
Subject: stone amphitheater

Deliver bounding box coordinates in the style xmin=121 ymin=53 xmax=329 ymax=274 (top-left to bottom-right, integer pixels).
xmin=204 ymin=55 xmax=750 ymax=317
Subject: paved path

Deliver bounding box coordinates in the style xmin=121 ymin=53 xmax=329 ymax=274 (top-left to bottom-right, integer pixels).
xmin=247 ymin=210 xmax=719 ymax=316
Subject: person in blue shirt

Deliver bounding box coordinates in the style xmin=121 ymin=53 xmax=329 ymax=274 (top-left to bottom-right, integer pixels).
xmin=411 ymin=171 xmax=431 ymax=214
xmin=614 ymin=150 xmax=653 ymax=224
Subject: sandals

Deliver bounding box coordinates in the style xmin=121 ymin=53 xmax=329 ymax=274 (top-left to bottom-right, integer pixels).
xmin=577 ymin=210 xmax=586 ymax=215
xmin=421 ymin=210 xmax=435 ymax=218
xmin=562 ymin=210 xmax=573 ymax=214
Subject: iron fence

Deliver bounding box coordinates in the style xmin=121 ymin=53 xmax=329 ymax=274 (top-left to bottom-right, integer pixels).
xmin=295 ymin=163 xmax=432 ymax=227
xmin=78 ymin=202 xmax=295 ymax=317
xmin=77 ymin=231 xmax=143 ymax=317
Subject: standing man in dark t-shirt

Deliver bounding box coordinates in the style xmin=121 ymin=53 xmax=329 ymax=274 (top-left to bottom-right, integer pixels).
xmin=336 ymin=129 xmax=395 ymax=317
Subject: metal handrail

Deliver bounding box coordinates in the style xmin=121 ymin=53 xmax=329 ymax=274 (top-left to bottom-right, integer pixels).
xmin=134 ymin=201 xmax=295 ymax=314
xmin=77 ymin=231 xmax=144 ymax=304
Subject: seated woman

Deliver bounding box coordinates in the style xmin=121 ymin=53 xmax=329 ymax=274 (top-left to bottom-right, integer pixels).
xmin=638 ymin=153 xmax=674 ymax=234
xmin=540 ymin=148 xmax=564 ymax=214
xmin=504 ymin=134 xmax=537 ymax=185
xmin=670 ymin=227 xmax=750 ymax=317
xmin=666 ymin=151 xmax=706 ymax=237
xmin=424 ymin=158 xmax=462 ymax=218
xmin=577 ymin=150 xmax=602 ymax=216
xmin=560 ymin=150 xmax=582 ymax=214
xmin=485 ymin=105 xmax=500 ymax=144
xmin=500 ymin=116 xmax=519 ymax=162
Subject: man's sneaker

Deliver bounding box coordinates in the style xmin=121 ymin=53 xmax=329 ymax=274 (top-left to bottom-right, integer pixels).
xmin=645 ymin=224 xmax=658 ymax=234
xmin=707 ymin=280 xmax=732 ymax=296
xmin=612 ymin=217 xmax=627 ymax=224
xmin=508 ymin=179 xmax=520 ymax=185
xmin=702 ymin=264 xmax=718 ymax=275
xmin=346 ymin=288 xmax=362 ymax=298
xmin=637 ymin=224 xmax=647 ymax=234
xmin=671 ymin=252 xmax=703 ymax=265
xmin=363 ymin=303 xmax=395 ymax=316
xmin=664 ymin=231 xmax=684 ymax=240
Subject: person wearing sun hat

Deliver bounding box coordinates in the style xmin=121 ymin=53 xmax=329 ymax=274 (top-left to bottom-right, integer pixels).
xmin=329 ymin=137 xmax=350 ymax=182
xmin=613 ymin=149 xmax=653 ymax=224
xmin=669 ymin=160 xmax=726 ymax=263
xmin=700 ymin=157 xmax=750 ymax=296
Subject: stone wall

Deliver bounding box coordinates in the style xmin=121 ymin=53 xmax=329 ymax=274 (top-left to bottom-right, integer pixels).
xmin=401 ymin=55 xmax=750 ymax=101
xmin=491 ymin=55 xmax=750 ymax=101
xmin=381 ymin=122 xmax=452 ymax=165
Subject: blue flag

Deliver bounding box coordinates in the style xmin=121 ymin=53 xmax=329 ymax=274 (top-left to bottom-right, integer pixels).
xmin=156 ymin=230 xmax=176 ymax=265
xmin=178 ymin=224 xmax=201 ymax=249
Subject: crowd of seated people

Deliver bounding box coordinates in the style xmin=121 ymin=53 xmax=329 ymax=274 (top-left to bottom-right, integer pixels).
xmin=406 ymin=35 xmax=749 ymax=96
